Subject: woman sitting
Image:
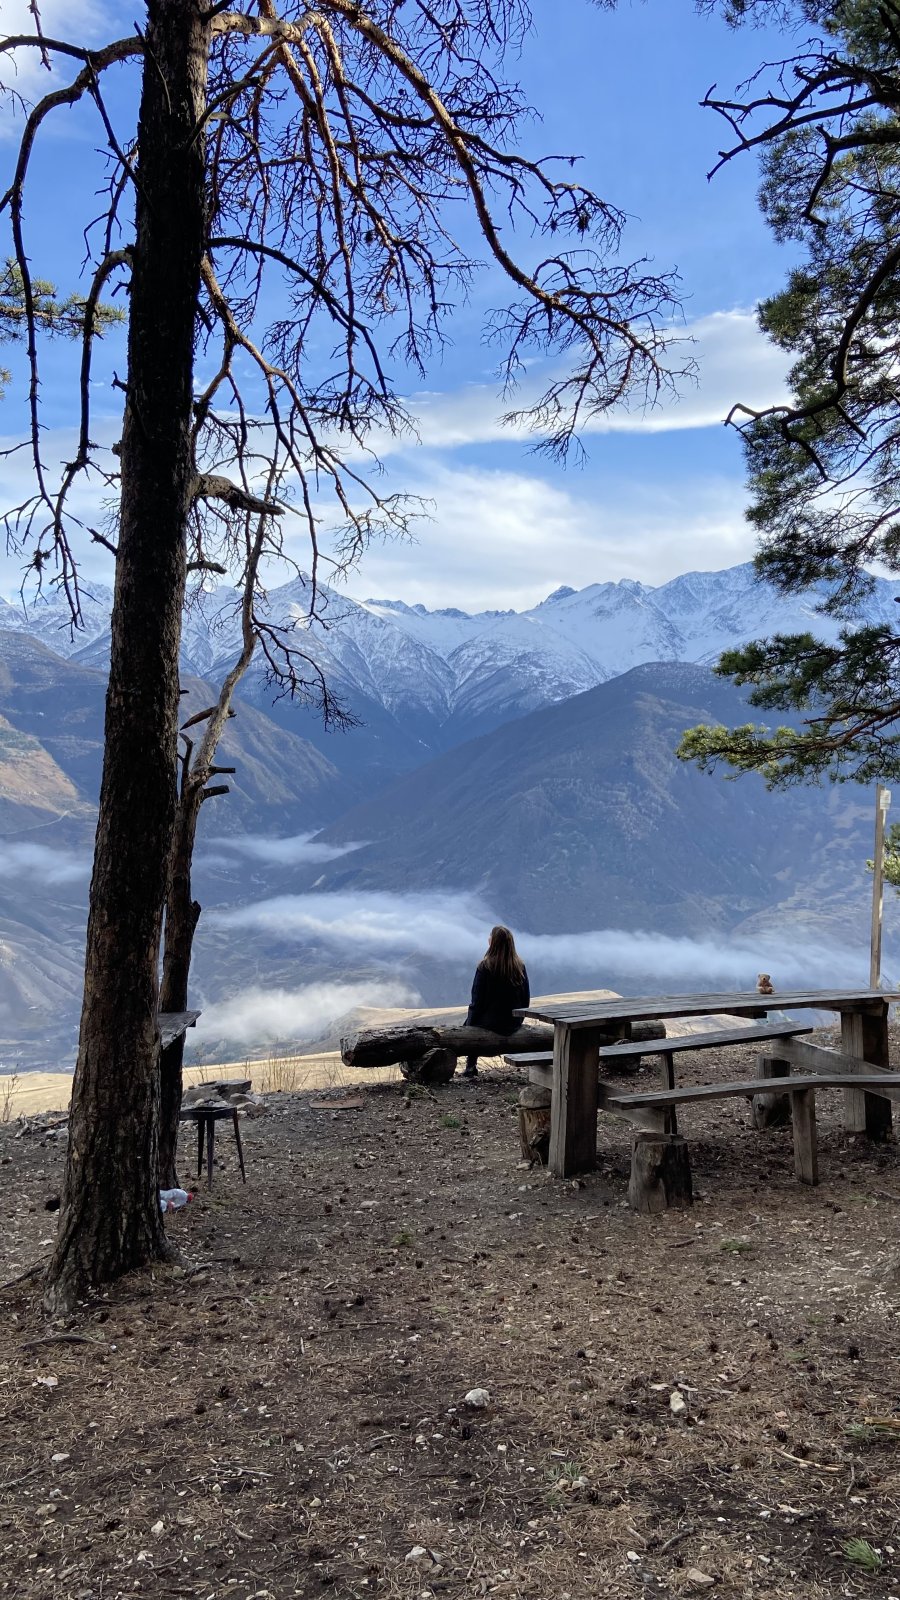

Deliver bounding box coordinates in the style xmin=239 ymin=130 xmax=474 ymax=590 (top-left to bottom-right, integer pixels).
xmin=462 ymin=925 xmax=530 ymax=1079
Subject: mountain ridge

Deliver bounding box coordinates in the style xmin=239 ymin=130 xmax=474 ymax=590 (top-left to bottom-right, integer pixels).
xmin=4 ymin=561 xmax=897 ymax=785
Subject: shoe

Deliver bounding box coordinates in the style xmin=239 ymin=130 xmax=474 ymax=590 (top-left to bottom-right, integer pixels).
xmin=462 ymin=1066 xmax=478 ymax=1079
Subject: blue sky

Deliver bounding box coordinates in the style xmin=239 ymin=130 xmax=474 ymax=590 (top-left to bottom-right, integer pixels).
xmin=0 ymin=0 xmax=797 ymax=611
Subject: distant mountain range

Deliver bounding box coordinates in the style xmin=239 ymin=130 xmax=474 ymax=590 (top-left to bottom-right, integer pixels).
xmin=0 ymin=562 xmax=892 ymax=1067
xmin=313 ymin=661 xmax=873 ymax=941
xmin=3 ymin=561 xmax=896 ymax=784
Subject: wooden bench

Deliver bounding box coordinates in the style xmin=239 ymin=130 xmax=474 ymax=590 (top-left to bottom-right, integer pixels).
xmin=606 ymin=1072 xmax=900 ymax=1185
xmin=505 ymin=1021 xmax=815 ymax=1089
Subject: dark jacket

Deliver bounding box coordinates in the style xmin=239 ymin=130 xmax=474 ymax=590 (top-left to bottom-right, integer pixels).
xmin=466 ymin=961 xmax=530 ymax=1036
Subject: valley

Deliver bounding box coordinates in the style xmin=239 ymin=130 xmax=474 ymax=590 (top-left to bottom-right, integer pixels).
xmin=0 ymin=563 xmax=891 ymax=1071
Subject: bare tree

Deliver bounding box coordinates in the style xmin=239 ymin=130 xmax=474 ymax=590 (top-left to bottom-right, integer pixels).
xmin=1 ymin=1 xmax=686 ymax=1311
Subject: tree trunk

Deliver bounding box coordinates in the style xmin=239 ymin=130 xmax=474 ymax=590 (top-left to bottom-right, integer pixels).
xmin=158 ymin=783 xmax=203 ymax=1188
xmin=45 ymin=1 xmax=210 ymax=1313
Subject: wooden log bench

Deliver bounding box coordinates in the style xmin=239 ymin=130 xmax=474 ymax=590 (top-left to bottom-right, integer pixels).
xmin=342 ymin=1021 xmax=556 ymax=1082
xmin=604 ymin=1071 xmax=900 ymax=1187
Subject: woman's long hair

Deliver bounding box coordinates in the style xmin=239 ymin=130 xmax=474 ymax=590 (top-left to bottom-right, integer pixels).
xmin=481 ymin=925 xmax=525 ymax=984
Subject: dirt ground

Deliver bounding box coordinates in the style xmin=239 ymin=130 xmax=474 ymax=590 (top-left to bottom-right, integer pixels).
xmin=3 ymin=1029 xmax=900 ymax=1600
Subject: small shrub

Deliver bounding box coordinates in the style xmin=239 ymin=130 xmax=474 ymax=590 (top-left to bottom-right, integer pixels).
xmin=261 ymin=1055 xmax=300 ymax=1093
xmin=0 ymin=1073 xmax=19 ymax=1125
xmin=844 ymin=1423 xmax=879 ymax=1445
xmin=843 ymin=1538 xmax=882 ymax=1573
xmin=394 ymin=1229 xmax=414 ymax=1248
xmin=720 ymin=1238 xmax=752 ymax=1255
xmin=441 ymin=1113 xmax=461 ymax=1129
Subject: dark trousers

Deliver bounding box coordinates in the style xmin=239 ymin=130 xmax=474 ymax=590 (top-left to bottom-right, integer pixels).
xmin=464 ymin=1055 xmax=478 ymax=1075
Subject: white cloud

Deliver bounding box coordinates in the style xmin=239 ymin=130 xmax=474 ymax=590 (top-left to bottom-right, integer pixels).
xmin=0 ymin=839 xmax=89 ymax=884
xmin=206 ymin=833 xmax=363 ymax=867
xmin=341 ymin=462 xmax=752 ymax=610
xmin=210 ymin=888 xmax=864 ymax=993
xmin=0 ymin=1 xmax=130 ymax=111
xmin=382 ymin=310 xmax=790 ymax=454
xmin=193 ymin=977 xmax=420 ymax=1048
xmin=0 ymin=309 xmax=783 ymax=609
xmin=210 ymin=889 xmax=489 ymax=962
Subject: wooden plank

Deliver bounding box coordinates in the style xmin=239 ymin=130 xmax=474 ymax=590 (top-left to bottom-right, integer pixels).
xmin=604 ymin=1072 xmax=900 ymax=1109
xmin=751 ymin=1052 xmax=791 ymax=1130
xmin=777 ymin=1035 xmax=900 ymax=1102
xmin=517 ymin=990 xmax=898 ymax=1028
xmin=549 ymin=1024 xmax=600 ymax=1178
xmin=503 ymin=1051 xmax=553 ymax=1066
xmin=527 ymin=1062 xmax=552 ymax=1089
xmin=158 ymin=1010 xmax=201 ymax=1048
xmin=791 ymin=1089 xmax=818 ymax=1185
xmin=597 ymin=1022 xmax=813 ymax=1061
xmin=841 ymin=1005 xmax=893 ymax=1138
xmin=513 ymin=1023 xmax=812 ymax=1071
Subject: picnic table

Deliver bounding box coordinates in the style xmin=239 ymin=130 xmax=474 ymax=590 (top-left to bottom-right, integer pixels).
xmin=514 ymin=989 xmax=900 ymax=1179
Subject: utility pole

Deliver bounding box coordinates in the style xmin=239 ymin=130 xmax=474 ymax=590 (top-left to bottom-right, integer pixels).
xmin=870 ymin=783 xmax=891 ymax=988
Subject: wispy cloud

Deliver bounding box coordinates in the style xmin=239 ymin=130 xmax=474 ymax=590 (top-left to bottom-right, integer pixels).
xmin=193 ymin=977 xmax=420 ymax=1048
xmin=210 ymin=888 xmax=865 ymax=992
xmin=1 ymin=2 xmax=129 ymax=116
xmin=210 ymin=889 xmax=490 ymax=961
xmin=377 ymin=310 xmax=789 ymax=455
xmin=206 ymin=833 xmax=362 ymax=867
xmin=0 ymin=310 xmax=785 ymax=608
xmin=0 ymin=840 xmax=89 ymax=885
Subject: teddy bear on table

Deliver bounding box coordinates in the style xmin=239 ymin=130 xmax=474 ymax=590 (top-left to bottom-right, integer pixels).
xmin=756 ymin=973 xmax=774 ymax=995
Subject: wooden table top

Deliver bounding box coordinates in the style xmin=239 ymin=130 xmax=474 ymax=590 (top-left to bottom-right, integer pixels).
xmin=159 ymin=1010 xmax=202 ymax=1048
xmin=516 ymin=989 xmax=898 ymax=1030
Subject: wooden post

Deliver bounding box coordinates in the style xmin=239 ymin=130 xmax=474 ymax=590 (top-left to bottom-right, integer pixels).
xmin=871 ymin=784 xmax=891 ymax=988
xmin=660 ymin=1050 xmax=677 ymax=1134
xmin=549 ymin=1024 xmax=599 ymax=1177
xmin=627 ymin=1133 xmax=693 ymax=1213
xmin=841 ymin=1004 xmax=892 ymax=1139
xmin=751 ymin=1053 xmax=791 ymax=1130
xmin=519 ymin=1085 xmax=552 ymax=1165
xmin=791 ymin=1089 xmax=818 ymax=1184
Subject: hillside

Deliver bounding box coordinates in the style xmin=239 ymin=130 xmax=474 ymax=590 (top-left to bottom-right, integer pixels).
xmin=5 ymin=561 xmax=895 ymax=785
xmin=315 ymin=662 xmax=873 ymax=941
xmin=0 ymin=628 xmax=354 ymax=829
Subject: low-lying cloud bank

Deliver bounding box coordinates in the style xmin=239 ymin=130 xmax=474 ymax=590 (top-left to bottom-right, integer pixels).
xmin=0 ymin=840 xmax=90 ymax=886
xmin=193 ymin=976 xmax=420 ymax=1048
xmin=210 ymin=889 xmax=869 ymax=992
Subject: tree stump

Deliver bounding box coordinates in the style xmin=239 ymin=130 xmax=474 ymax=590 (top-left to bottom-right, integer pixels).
xmin=518 ymin=1085 xmax=552 ymax=1165
xmin=627 ymin=1133 xmax=693 ymax=1213
xmin=750 ymin=1053 xmax=791 ymax=1129
xmin=399 ymin=1047 xmax=457 ymax=1085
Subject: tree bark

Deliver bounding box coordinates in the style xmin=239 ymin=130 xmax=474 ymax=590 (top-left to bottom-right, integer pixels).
xmin=45 ymin=1 xmax=210 ymax=1312
xmin=627 ymin=1133 xmax=693 ymax=1214
xmin=341 ymin=1022 xmax=555 ymax=1069
xmin=158 ymin=783 xmax=203 ymax=1188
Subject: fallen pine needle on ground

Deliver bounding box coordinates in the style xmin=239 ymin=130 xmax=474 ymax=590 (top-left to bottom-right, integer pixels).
xmin=2 ymin=1029 xmax=900 ymax=1598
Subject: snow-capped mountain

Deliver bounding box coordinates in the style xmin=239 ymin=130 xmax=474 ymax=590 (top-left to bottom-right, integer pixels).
xmin=2 ymin=562 xmax=897 ymax=776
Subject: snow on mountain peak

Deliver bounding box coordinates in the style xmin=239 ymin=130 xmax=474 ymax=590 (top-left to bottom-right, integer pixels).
xmin=4 ymin=562 xmax=897 ymax=760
